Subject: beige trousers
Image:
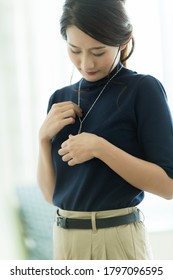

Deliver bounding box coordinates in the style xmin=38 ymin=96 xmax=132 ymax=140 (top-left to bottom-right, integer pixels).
xmin=53 ymin=207 xmax=153 ymax=260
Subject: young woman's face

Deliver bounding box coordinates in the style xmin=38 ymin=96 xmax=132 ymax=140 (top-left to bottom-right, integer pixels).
xmin=66 ymin=26 xmax=120 ymax=82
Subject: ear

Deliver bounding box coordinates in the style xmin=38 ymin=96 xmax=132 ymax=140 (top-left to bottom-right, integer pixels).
xmin=120 ymin=44 xmax=127 ymax=51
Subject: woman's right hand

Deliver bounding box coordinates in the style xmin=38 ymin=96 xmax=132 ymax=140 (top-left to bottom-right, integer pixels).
xmin=39 ymin=101 xmax=82 ymax=142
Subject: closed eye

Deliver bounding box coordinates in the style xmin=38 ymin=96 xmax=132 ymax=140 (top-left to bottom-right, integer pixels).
xmin=70 ymin=49 xmax=81 ymax=54
xmin=70 ymin=49 xmax=105 ymax=56
xmin=93 ymin=52 xmax=105 ymax=57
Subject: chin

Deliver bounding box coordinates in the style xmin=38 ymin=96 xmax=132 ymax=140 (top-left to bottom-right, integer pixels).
xmin=82 ymin=72 xmax=106 ymax=82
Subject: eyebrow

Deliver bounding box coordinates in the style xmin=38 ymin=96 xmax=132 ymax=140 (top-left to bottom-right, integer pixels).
xmin=68 ymin=43 xmax=106 ymax=50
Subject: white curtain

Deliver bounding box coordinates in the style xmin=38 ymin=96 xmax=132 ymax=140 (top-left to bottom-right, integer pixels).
xmin=127 ymin=0 xmax=173 ymax=109
xmin=0 ymin=0 xmax=173 ymax=258
xmin=1 ymin=0 xmax=66 ymax=192
xmin=0 ymin=0 xmax=67 ymax=259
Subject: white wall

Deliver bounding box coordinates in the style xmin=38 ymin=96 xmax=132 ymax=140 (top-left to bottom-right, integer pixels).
xmin=149 ymin=231 xmax=173 ymax=260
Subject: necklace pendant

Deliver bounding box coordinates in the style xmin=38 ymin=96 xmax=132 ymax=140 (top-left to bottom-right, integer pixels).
xmin=78 ymin=122 xmax=82 ymax=134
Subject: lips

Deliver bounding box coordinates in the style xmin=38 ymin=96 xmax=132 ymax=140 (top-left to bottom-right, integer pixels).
xmin=85 ymin=71 xmax=98 ymax=76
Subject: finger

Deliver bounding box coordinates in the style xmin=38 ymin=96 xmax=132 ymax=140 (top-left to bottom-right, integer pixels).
xmin=55 ymin=101 xmax=75 ymax=107
xmin=53 ymin=117 xmax=75 ymax=133
xmin=60 ymin=140 xmax=68 ymax=149
xmin=68 ymin=158 xmax=76 ymax=166
xmin=62 ymin=154 xmax=73 ymax=162
xmin=62 ymin=109 xmax=76 ymax=119
xmin=58 ymin=102 xmax=83 ymax=117
xmin=64 ymin=102 xmax=83 ymax=117
xmin=60 ymin=117 xmax=75 ymax=127
xmin=52 ymin=101 xmax=75 ymax=109
xmin=58 ymin=147 xmax=68 ymax=156
xmin=73 ymin=105 xmax=83 ymax=117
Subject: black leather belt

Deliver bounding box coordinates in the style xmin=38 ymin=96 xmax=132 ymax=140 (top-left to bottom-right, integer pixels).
xmin=56 ymin=210 xmax=141 ymax=229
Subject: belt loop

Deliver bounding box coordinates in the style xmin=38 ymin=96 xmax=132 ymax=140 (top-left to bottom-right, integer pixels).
xmin=138 ymin=208 xmax=145 ymax=223
xmin=91 ymin=212 xmax=97 ymax=233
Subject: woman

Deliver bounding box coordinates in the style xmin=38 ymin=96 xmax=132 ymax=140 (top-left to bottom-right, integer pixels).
xmin=37 ymin=0 xmax=173 ymax=260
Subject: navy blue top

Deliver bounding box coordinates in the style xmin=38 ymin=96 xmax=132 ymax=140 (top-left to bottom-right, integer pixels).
xmin=48 ymin=64 xmax=173 ymax=211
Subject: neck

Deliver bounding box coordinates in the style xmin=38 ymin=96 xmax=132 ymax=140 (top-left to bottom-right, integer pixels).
xmin=77 ymin=64 xmax=123 ymax=134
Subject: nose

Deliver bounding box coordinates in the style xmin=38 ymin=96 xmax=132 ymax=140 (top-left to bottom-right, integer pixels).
xmin=80 ymin=53 xmax=95 ymax=71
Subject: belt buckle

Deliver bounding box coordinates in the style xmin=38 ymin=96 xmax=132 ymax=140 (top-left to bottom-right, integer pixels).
xmin=57 ymin=216 xmax=67 ymax=228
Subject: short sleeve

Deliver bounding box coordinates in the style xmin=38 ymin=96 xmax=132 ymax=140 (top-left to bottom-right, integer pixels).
xmin=135 ymin=75 xmax=173 ymax=178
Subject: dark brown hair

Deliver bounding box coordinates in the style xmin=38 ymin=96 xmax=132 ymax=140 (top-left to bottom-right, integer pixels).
xmin=60 ymin=0 xmax=134 ymax=66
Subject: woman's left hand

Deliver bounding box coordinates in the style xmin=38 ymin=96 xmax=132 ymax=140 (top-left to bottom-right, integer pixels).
xmin=58 ymin=133 xmax=99 ymax=166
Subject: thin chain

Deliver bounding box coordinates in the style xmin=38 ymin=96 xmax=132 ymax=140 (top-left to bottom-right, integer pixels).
xmin=77 ymin=65 xmax=123 ymax=134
